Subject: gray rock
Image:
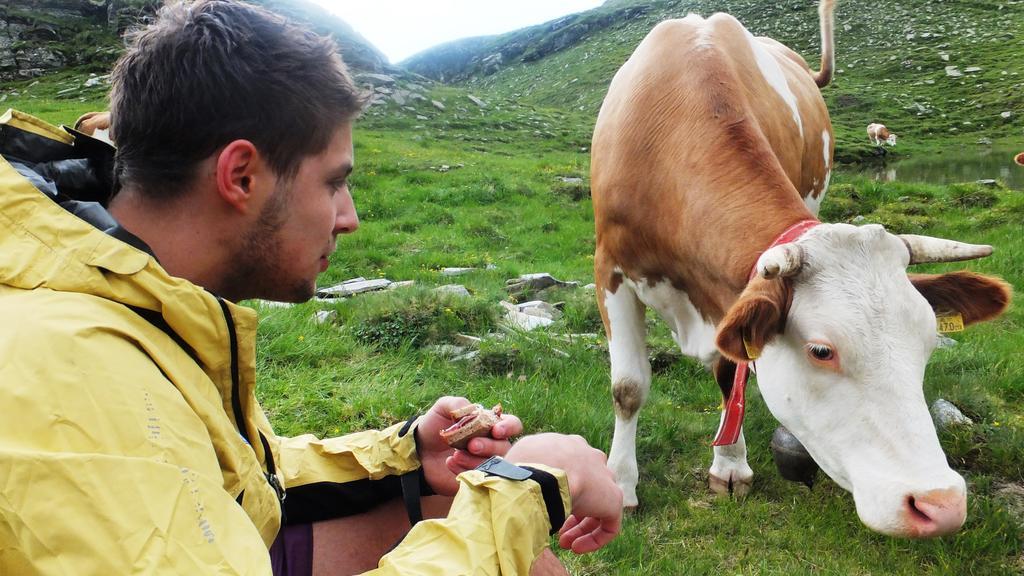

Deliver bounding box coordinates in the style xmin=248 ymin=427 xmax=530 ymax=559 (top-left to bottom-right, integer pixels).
xmin=431 ymin=100 xmax=446 ymax=111
xmin=931 ymin=399 xmax=973 ymax=428
xmin=1000 ymin=111 xmax=1012 ymax=119
xmin=357 ymin=73 xmax=396 ymax=85
xmin=313 ymin=310 xmax=337 ymax=324
xmin=441 ymin=267 xmax=474 ymax=276
xmin=435 ymin=284 xmax=471 ymax=297
xmin=467 ymin=94 xmax=487 ymax=108
xmin=945 ymin=66 xmax=963 ymax=77
xmin=317 ymin=278 xmax=392 ymax=298
xmin=505 ymin=273 xmax=579 ymax=297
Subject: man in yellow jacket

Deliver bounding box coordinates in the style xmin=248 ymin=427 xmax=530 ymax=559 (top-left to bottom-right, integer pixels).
xmin=0 ymin=1 xmax=622 ymax=574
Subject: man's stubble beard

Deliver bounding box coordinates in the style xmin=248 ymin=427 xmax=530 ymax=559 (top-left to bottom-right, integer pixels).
xmin=221 ymin=182 xmax=315 ymax=303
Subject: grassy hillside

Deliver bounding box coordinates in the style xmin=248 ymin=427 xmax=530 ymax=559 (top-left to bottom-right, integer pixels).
xmin=414 ymin=0 xmax=1024 ymax=159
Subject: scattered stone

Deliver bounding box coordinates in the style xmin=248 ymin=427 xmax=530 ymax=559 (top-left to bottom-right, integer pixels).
xmin=945 ymin=66 xmax=963 ymax=77
xmin=500 ymin=300 xmax=556 ymax=330
xmin=964 ymin=66 xmax=982 ymax=73
xmin=852 ymin=215 xmax=866 ymax=223
xmin=977 ymin=137 xmax=993 ymax=145
xmin=435 ymin=284 xmax=471 ymax=297
xmin=467 ymin=94 xmax=487 ymax=108
xmin=387 ymin=280 xmax=416 ymax=290
xmin=930 ymin=399 xmax=973 ymax=428
xmin=505 ymin=273 xmax=580 ymax=297
xmin=454 ymin=333 xmax=483 ymax=347
xmin=558 ymin=176 xmax=584 ymax=184
xmin=975 ymin=179 xmax=998 ymax=187
xmin=317 ymin=277 xmax=392 ymax=298
xmin=256 ymin=299 xmax=294 ymax=308
xmin=431 ymin=100 xmax=446 ymax=111
xmin=1000 ymin=111 xmax=1012 ymax=119
xmin=939 ymin=53 xmax=950 ymax=62
xmin=313 ymin=310 xmax=337 ymax=324
xmin=582 ymin=283 xmax=596 ymax=291
xmin=441 ymin=267 xmax=475 ymax=276
xmin=357 ymin=73 xmax=396 ymax=85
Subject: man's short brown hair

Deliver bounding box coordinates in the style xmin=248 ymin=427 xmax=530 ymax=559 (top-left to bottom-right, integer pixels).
xmin=110 ymin=0 xmax=367 ymax=199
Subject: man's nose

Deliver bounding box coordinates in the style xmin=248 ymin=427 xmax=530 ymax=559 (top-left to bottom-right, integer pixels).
xmin=334 ymin=190 xmax=359 ymax=235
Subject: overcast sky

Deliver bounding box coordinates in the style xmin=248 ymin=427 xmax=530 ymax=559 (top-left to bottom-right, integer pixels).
xmin=313 ymin=1 xmax=605 ymax=63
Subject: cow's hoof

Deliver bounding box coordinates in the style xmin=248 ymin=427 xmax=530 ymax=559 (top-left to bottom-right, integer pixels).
xmin=620 ymin=487 xmax=639 ymax=509
xmin=709 ymin=473 xmax=752 ymax=498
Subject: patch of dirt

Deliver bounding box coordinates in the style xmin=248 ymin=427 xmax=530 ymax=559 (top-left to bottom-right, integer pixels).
xmin=994 ymin=482 xmax=1024 ymax=528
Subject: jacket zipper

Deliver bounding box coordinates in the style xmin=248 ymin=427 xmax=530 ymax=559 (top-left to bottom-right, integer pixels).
xmin=216 ymin=298 xmax=287 ymax=514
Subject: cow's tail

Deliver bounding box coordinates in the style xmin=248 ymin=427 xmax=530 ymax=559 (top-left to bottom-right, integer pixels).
xmin=812 ymin=0 xmax=836 ymax=88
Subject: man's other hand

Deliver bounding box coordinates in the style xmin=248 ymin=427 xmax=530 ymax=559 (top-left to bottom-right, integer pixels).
xmin=506 ymin=433 xmax=623 ymax=554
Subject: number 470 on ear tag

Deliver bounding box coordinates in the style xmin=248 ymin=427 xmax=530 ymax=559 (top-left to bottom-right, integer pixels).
xmin=937 ymin=313 xmax=964 ymax=334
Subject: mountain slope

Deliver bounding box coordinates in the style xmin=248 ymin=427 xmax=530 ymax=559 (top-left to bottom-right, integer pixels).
xmin=405 ymin=0 xmax=1024 ymax=152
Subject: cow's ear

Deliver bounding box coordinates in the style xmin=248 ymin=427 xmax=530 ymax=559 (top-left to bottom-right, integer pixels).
xmin=909 ymin=271 xmax=1012 ymax=326
xmin=716 ymin=276 xmax=792 ymax=362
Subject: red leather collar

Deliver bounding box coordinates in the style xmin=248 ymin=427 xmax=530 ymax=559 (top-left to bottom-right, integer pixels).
xmin=712 ymin=219 xmax=820 ymax=447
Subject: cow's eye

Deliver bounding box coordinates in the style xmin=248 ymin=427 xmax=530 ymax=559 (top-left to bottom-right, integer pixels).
xmin=806 ymin=343 xmax=834 ymax=362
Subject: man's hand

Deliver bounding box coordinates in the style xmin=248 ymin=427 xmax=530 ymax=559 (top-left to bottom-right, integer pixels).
xmin=415 ymin=396 xmax=523 ymax=496
xmin=505 ymin=433 xmax=623 ymax=554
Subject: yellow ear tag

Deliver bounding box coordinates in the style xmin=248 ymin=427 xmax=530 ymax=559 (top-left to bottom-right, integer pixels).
xmin=743 ymin=338 xmax=762 ymax=360
xmin=936 ymin=313 xmax=965 ymax=333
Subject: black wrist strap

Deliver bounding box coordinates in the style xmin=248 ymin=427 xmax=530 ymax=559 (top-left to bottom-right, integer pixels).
xmin=521 ymin=466 xmax=566 ymax=535
xmin=475 ymin=457 xmax=567 ymax=535
xmin=398 ymin=414 xmax=423 ymax=526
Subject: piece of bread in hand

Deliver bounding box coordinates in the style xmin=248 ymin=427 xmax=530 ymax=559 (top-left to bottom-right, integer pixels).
xmin=439 ymin=403 xmax=503 ymax=450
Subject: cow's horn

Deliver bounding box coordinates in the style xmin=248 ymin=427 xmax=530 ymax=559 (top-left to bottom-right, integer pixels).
xmin=899 ymin=234 xmax=993 ymax=264
xmin=757 ymin=244 xmax=804 ymax=279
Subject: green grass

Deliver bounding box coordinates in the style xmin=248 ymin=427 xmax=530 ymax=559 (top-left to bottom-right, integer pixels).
xmin=8 ymin=33 xmax=1024 ymax=575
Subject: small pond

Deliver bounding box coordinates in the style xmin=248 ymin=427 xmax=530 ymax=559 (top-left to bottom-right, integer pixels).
xmin=844 ymin=145 xmax=1024 ymax=190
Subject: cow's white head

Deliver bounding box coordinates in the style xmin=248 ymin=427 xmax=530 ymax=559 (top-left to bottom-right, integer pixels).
xmin=886 ymin=133 xmax=898 ymax=146
xmin=716 ymin=223 xmax=1011 ymax=538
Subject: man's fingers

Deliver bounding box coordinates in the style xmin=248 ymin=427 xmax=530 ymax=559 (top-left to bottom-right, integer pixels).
xmin=489 ymin=414 xmax=523 ymax=439
xmin=558 ymin=516 xmax=620 ymax=554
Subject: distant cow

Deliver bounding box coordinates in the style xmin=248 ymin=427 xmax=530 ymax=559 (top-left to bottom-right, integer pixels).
xmin=591 ymin=0 xmax=1011 ymax=538
xmin=867 ymin=122 xmax=897 ymax=146
xmin=73 ymin=111 xmax=112 ymax=144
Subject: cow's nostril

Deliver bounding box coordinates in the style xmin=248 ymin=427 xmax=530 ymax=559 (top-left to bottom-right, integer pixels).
xmin=903 ymin=489 xmax=967 ymax=538
xmin=905 ymin=495 xmax=932 ymax=524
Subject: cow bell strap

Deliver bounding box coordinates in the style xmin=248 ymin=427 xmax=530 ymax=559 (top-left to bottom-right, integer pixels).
xmin=712 ymin=218 xmax=820 ymax=447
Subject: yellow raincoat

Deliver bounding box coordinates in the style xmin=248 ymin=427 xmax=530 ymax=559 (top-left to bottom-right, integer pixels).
xmin=0 ymin=110 xmax=570 ymax=575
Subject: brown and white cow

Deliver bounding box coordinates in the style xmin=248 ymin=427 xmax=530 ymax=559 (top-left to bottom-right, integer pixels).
xmin=591 ymin=0 xmax=1011 ymax=538
xmin=867 ymin=122 xmax=897 ymax=146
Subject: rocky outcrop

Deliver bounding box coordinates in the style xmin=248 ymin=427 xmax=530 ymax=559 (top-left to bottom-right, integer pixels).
xmin=402 ymin=4 xmax=649 ymax=83
xmin=0 ymin=0 xmax=395 ymax=82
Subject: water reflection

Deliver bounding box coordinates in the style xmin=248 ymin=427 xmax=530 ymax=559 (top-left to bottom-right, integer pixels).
xmin=848 ymin=146 xmax=1024 ymax=190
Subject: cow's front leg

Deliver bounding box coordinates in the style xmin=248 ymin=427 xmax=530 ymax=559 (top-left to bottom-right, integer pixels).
xmin=709 ymin=427 xmax=754 ymax=497
xmin=602 ymin=282 xmax=651 ymax=509
xmin=708 ymin=358 xmax=753 ymax=496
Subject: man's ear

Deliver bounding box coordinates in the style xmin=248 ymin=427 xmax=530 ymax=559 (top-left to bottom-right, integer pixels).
xmin=215 ymin=139 xmax=263 ymax=214
xmin=909 ymin=271 xmax=1012 ymax=326
xmin=716 ymin=276 xmax=792 ymax=362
